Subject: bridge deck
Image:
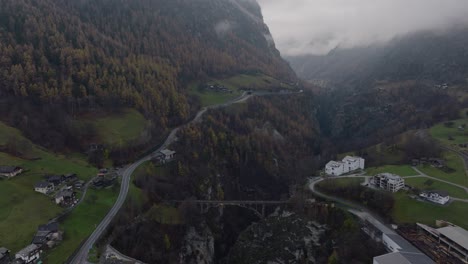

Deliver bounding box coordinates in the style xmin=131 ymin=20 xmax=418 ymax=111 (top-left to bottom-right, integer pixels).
xmin=168 ymin=200 xmax=289 ymax=205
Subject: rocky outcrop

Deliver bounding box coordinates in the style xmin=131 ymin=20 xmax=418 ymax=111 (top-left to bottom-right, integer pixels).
xmin=227 ymin=210 xmax=326 ymax=264
xmin=179 ymin=225 xmax=215 ymax=264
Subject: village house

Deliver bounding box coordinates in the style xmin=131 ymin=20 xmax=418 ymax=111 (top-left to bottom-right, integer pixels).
xmin=15 ymin=244 xmax=40 ymax=264
xmin=325 ymin=156 xmax=365 ymax=176
xmin=55 ymin=190 xmax=75 ymax=205
xmin=0 ymin=248 xmax=10 ymax=264
xmin=34 ymin=181 xmax=54 ymax=194
xmin=32 ymin=222 xmax=62 ymax=248
xmin=63 ymin=173 xmax=77 ymax=182
xmin=0 ymin=166 xmax=23 ymax=179
xmin=154 ymin=149 xmax=176 ymax=164
xmin=74 ymin=180 xmax=85 ymax=190
xmin=371 ymin=173 xmax=405 ymax=192
xmin=46 ymin=175 xmax=64 ymax=186
xmin=419 ymin=190 xmax=450 ymax=205
xmin=92 ymin=174 xmax=117 ymax=189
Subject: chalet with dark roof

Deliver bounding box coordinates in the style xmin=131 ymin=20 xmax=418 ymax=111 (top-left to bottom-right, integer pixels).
xmin=0 ymin=166 xmax=23 ymax=179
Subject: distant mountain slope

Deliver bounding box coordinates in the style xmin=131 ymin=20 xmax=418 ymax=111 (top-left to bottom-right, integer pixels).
xmin=287 ymin=27 xmax=468 ymax=85
xmin=0 ymin=0 xmax=295 ymax=150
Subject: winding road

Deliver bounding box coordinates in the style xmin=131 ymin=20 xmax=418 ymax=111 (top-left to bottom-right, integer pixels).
xmin=69 ymin=90 xmax=300 ymax=263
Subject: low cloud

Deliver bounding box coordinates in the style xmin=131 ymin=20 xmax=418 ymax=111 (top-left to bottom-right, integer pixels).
xmin=257 ymin=0 xmax=468 ymax=55
xmin=214 ymin=20 xmax=234 ymax=36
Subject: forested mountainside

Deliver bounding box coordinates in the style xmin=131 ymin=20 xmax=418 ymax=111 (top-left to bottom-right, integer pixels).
xmin=109 ymin=94 xmax=325 ymax=263
xmin=286 ymin=28 xmax=468 ymax=152
xmin=0 ymin=0 xmax=295 ymax=151
xmin=287 ymin=27 xmax=468 ymax=85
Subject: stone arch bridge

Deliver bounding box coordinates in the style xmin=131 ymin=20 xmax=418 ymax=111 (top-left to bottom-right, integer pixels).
xmin=168 ymin=200 xmax=290 ymax=218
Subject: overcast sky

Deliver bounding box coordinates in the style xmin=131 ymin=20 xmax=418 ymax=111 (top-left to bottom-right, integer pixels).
xmin=256 ymin=0 xmax=468 ymax=56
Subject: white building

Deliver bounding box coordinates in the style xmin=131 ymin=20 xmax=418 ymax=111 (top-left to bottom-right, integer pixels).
xmin=325 ymin=161 xmax=346 ymax=176
xmin=34 ymin=181 xmax=54 ymax=194
xmin=374 ymin=233 xmax=435 ymax=264
xmin=342 ymin=156 xmax=365 ymax=171
xmin=325 ymin=156 xmax=365 ymax=176
xmin=371 ymin=173 xmax=405 ymax=192
xmin=420 ymin=190 xmax=450 ymax=205
xmin=15 ymin=244 xmax=40 ymax=264
xmin=154 ymin=149 xmax=176 ymax=164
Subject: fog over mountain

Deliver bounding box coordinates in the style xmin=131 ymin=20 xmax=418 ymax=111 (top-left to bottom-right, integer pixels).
xmin=257 ymin=0 xmax=468 ymax=55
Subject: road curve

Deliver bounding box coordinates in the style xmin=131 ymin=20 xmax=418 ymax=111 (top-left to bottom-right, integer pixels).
xmin=69 ymin=91 xmax=297 ymax=263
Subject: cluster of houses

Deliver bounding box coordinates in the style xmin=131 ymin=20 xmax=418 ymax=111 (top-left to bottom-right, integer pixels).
xmin=203 ymin=83 xmax=233 ymax=93
xmin=153 ymin=149 xmax=176 ymax=165
xmin=411 ymin=157 xmax=445 ymax=168
xmin=325 ymin=156 xmax=365 ymax=176
xmin=324 ymin=155 xmax=452 ymax=205
xmin=0 ymin=166 xmax=23 ymax=179
xmin=34 ymin=174 xmax=79 ymax=206
xmin=0 ymin=222 xmax=63 ymax=264
xmin=92 ymin=169 xmax=117 ymax=189
xmin=369 ymin=173 xmax=451 ymax=205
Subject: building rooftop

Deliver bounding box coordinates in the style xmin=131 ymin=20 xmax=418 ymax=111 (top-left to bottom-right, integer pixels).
xmin=160 ymin=149 xmax=176 ymax=156
xmin=375 ymin=252 xmax=435 ymax=264
xmin=34 ymin=181 xmax=52 ymax=188
xmin=437 ymin=225 xmax=468 ymax=250
xmin=422 ymin=190 xmax=449 ymax=197
xmin=342 ymin=156 xmax=362 ymax=162
xmin=377 ymin=173 xmax=402 ymax=180
xmin=0 ymin=166 xmax=20 ymax=173
xmin=16 ymin=244 xmax=39 ymax=258
xmin=55 ymin=190 xmax=73 ymax=198
xmin=38 ymin=222 xmax=59 ymax=232
xmin=385 ymin=233 xmax=421 ymax=253
xmin=374 ymin=252 xmax=411 ymax=264
xmin=326 ymin=161 xmax=343 ymax=168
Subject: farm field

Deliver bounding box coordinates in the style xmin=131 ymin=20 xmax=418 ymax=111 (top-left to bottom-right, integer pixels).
xmin=44 ymin=187 xmax=119 ymax=264
xmin=366 ymin=165 xmax=417 ymax=177
xmin=404 ymin=177 xmax=468 ymax=199
xmin=417 ymin=151 xmax=467 ymax=187
xmin=76 ymin=108 xmax=148 ymax=148
xmin=430 ymin=118 xmax=468 ymax=145
xmin=392 ymin=192 xmax=468 ymax=229
xmin=0 ymin=121 xmax=97 ymax=253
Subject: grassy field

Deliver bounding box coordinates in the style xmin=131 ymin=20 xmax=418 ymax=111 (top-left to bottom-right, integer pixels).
xmin=0 ymin=173 xmax=62 ymax=252
xmin=366 ymin=165 xmax=417 ymax=176
xmin=77 ymin=108 xmax=147 ymax=148
xmin=417 ymin=151 xmax=467 ymax=187
xmin=189 ymin=82 xmax=242 ymax=107
xmin=404 ymin=177 xmax=468 ymax=199
xmin=44 ymin=187 xmax=119 ymax=263
xmin=320 ymin=177 xmax=364 ymax=187
xmin=392 ymin=192 xmax=468 ymax=229
xmin=0 ymin=121 xmax=98 ymax=253
xmin=189 ymin=74 xmax=294 ymax=107
xmin=218 ymin=74 xmax=293 ymax=91
xmin=430 ymin=118 xmax=468 ymax=145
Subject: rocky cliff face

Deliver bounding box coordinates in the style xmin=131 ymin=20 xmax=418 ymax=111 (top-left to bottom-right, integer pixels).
xmin=227 ymin=210 xmax=326 ymax=264
xmin=179 ymin=225 xmax=215 ymax=264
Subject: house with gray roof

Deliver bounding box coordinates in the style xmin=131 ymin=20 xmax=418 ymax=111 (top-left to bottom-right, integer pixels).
xmin=0 ymin=166 xmax=23 ymax=179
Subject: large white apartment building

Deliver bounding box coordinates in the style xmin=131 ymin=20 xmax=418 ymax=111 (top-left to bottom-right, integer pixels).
xmin=325 ymin=156 xmax=365 ymax=176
